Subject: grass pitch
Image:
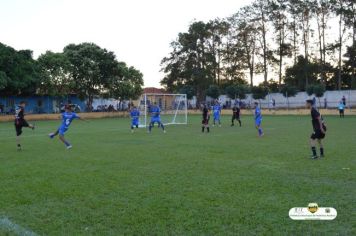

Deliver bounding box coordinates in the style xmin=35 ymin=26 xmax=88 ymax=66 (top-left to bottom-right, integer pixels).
xmin=0 ymin=115 xmax=355 ymax=235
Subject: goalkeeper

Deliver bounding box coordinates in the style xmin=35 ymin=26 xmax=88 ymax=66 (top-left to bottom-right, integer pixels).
xmin=148 ymin=102 xmax=166 ymax=133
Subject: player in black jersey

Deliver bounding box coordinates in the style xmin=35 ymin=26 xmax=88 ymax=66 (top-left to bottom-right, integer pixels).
xmin=231 ymin=106 xmax=241 ymax=127
xmin=306 ymin=100 xmax=326 ymax=159
xmin=14 ymin=101 xmax=35 ymax=150
xmin=202 ymin=104 xmax=210 ymax=133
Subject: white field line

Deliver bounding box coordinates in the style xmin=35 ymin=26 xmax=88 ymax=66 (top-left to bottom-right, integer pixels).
xmin=0 ymin=217 xmax=37 ymax=236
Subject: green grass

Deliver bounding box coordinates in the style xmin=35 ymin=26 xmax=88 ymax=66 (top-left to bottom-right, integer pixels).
xmin=0 ymin=115 xmax=355 ymax=235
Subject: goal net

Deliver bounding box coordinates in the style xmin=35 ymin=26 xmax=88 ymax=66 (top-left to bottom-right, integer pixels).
xmin=137 ymin=93 xmax=188 ymax=128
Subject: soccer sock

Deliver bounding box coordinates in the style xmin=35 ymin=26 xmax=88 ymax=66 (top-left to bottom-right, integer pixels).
xmin=149 ymin=124 xmax=152 ymax=132
xmin=202 ymin=126 xmax=205 ymax=132
xmin=64 ymin=141 xmax=70 ymax=147
xmin=207 ymin=127 xmax=210 ymax=133
xmin=238 ymin=120 xmax=241 ymax=126
xmin=160 ymin=124 xmax=165 ymax=130
xmin=320 ymin=148 xmax=324 ymax=156
xmin=311 ymin=147 xmax=317 ymax=157
xmin=258 ymin=128 xmax=263 ymax=135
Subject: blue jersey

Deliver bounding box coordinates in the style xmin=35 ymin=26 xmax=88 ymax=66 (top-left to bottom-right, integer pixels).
xmin=150 ymin=106 xmax=161 ymax=118
xmin=130 ymin=109 xmax=140 ymax=120
xmin=60 ymin=112 xmax=80 ymax=129
xmin=338 ymin=103 xmax=345 ymax=110
xmin=213 ymin=105 xmax=221 ymax=116
xmin=255 ymin=107 xmax=262 ymax=120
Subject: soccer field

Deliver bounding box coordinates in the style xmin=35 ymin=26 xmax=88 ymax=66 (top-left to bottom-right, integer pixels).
xmin=0 ymin=115 xmax=355 ymax=235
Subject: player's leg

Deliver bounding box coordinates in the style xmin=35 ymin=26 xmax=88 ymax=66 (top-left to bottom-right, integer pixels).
xmin=218 ymin=116 xmax=221 ymax=126
xmin=256 ymin=120 xmax=263 ymax=136
xmin=238 ymin=117 xmax=242 ymax=127
xmin=231 ymin=115 xmax=235 ymax=126
xmin=15 ymin=124 xmax=22 ymax=150
xmin=49 ymin=129 xmax=59 ymax=138
xmin=158 ymin=121 xmax=166 ymax=132
xmin=148 ymin=121 xmax=154 ymax=132
xmin=310 ymin=133 xmax=318 ymax=159
xmin=58 ymin=129 xmax=71 ymax=149
xmin=202 ymin=119 xmax=205 ymax=132
xmin=317 ymin=139 xmax=324 ymax=157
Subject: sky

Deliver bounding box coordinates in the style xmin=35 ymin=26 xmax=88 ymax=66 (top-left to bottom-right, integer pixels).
xmin=0 ymin=0 xmax=253 ymax=87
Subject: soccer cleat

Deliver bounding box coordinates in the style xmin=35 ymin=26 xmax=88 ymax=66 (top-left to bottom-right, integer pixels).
xmin=17 ymin=145 xmax=22 ymax=151
xmin=66 ymin=145 xmax=72 ymax=150
xmin=131 ymin=130 xmax=134 ymax=133
xmin=320 ymin=154 xmax=324 ymax=158
xmin=231 ymin=124 xmax=234 ymax=127
xmin=31 ymin=125 xmax=35 ymax=130
xmin=219 ymin=125 xmax=222 ymax=127
xmin=48 ymin=133 xmax=55 ymax=139
xmin=311 ymin=155 xmax=318 ymax=160
xmin=163 ymin=130 xmax=167 ymax=133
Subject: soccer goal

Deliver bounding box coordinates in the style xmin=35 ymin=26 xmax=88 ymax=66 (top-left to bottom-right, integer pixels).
xmin=137 ymin=93 xmax=188 ymax=128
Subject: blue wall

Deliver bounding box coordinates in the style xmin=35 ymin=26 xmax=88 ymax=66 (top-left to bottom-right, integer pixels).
xmin=0 ymin=95 xmax=86 ymax=114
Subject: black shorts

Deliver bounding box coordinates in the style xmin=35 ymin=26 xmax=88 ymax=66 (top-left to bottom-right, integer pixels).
xmin=202 ymin=118 xmax=209 ymax=125
xmin=311 ymin=129 xmax=325 ymax=140
xmin=232 ymin=114 xmax=240 ymax=120
xmin=15 ymin=120 xmax=29 ymax=136
xmin=339 ymin=109 xmax=344 ymax=114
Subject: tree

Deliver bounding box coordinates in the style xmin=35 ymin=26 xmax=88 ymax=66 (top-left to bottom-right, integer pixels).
xmin=225 ymin=84 xmax=249 ymax=100
xmin=64 ymin=43 xmax=122 ymax=110
xmin=306 ymin=84 xmax=326 ymax=107
xmin=281 ymin=84 xmax=298 ymax=97
xmin=179 ymin=85 xmax=196 ymax=100
xmin=0 ymin=43 xmax=40 ymax=96
xmin=206 ymin=84 xmax=220 ymax=99
xmin=331 ymin=0 xmax=348 ymax=90
xmin=228 ymin=7 xmax=260 ymax=87
xmin=37 ymin=51 xmax=72 ymax=96
xmin=251 ymin=85 xmax=268 ymax=100
xmin=313 ymin=0 xmax=333 ymax=84
xmin=269 ymin=0 xmax=293 ymax=86
xmin=281 ymin=84 xmax=298 ymax=109
xmin=252 ymin=0 xmax=272 ymax=83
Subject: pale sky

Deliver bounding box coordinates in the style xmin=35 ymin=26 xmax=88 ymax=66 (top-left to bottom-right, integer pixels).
xmin=0 ymin=0 xmax=253 ymax=87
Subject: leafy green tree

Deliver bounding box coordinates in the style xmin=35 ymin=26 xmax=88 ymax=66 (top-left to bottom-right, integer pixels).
xmin=64 ymin=43 xmax=122 ymax=110
xmin=281 ymin=84 xmax=298 ymax=97
xmin=281 ymin=84 xmax=298 ymax=109
xmin=0 ymin=71 xmax=8 ymax=90
xmin=179 ymin=85 xmax=196 ymax=100
xmin=0 ymin=43 xmax=40 ymax=96
xmin=251 ymin=85 xmax=268 ymax=100
xmin=37 ymin=51 xmax=72 ymax=96
xmin=161 ymin=21 xmax=216 ymax=102
xmin=206 ymin=85 xmax=220 ymax=99
xmin=108 ymin=63 xmax=144 ymax=101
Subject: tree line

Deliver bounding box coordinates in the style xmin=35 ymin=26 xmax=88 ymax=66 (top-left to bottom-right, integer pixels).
xmin=160 ymin=0 xmax=356 ymax=102
xmin=0 ymin=42 xmax=144 ymax=110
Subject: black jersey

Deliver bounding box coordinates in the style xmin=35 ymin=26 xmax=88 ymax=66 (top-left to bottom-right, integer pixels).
xmin=311 ymin=107 xmax=326 ymax=131
xmin=15 ymin=105 xmax=25 ymax=122
xmin=233 ymin=107 xmax=240 ymax=115
xmin=203 ymin=107 xmax=209 ymax=119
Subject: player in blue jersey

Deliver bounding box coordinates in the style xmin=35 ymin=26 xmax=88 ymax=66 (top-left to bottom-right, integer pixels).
xmin=212 ymin=101 xmax=222 ymax=127
xmin=14 ymin=101 xmax=35 ymax=150
xmin=338 ymin=101 xmax=345 ymax=118
xmin=254 ymin=102 xmax=264 ymax=137
xmin=48 ymin=105 xmax=86 ymax=149
xmin=148 ymin=102 xmax=166 ymax=133
xmin=130 ymin=106 xmax=140 ymax=133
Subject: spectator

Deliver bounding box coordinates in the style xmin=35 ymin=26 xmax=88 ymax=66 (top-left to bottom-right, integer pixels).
xmin=342 ymin=96 xmax=346 ymax=106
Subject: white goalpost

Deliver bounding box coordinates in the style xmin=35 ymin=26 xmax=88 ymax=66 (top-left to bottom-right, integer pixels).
xmin=137 ymin=93 xmax=188 ymax=128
